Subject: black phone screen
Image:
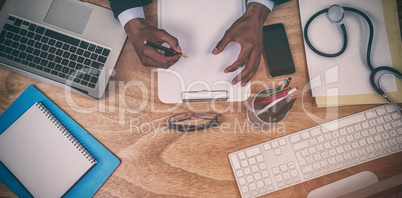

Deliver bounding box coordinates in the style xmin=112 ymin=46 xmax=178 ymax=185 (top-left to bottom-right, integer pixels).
xmin=263 ymin=23 xmax=295 ymax=77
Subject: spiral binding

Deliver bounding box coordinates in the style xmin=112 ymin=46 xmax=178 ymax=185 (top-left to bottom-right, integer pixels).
xmin=35 ymin=102 xmax=97 ymax=164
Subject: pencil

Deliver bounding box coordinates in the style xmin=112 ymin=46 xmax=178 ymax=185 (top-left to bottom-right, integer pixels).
xmin=256 ymin=87 xmax=297 ymax=116
xmin=144 ymin=40 xmax=188 ymax=58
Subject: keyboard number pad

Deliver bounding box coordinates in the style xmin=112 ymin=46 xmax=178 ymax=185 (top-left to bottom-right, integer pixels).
xmin=272 ymin=162 xmax=301 ymax=188
xmin=230 ymin=149 xmax=275 ymax=198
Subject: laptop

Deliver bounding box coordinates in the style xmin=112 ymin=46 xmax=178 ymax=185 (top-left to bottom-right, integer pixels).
xmin=0 ymin=0 xmax=126 ymax=99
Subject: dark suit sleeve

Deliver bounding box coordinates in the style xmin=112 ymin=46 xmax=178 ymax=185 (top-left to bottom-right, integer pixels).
xmin=109 ymin=0 xmax=153 ymax=18
xmin=271 ymin=0 xmax=290 ymax=5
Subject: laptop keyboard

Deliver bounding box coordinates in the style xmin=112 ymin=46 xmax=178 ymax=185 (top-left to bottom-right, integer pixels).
xmin=0 ymin=15 xmax=111 ymax=89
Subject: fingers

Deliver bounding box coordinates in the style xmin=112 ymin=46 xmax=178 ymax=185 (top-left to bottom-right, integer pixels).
xmin=229 ymin=48 xmax=261 ymax=86
xmin=138 ymin=29 xmax=182 ymax=68
xmin=224 ymin=45 xmax=252 ymax=73
xmin=143 ymin=47 xmax=181 ymax=69
xmin=156 ymin=30 xmax=182 ymax=53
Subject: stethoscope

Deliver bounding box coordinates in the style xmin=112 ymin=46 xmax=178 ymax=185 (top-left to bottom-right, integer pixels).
xmin=304 ymin=4 xmax=402 ymax=111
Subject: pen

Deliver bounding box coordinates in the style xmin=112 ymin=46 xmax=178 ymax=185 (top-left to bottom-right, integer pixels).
xmin=255 ymin=87 xmax=291 ymax=103
xmin=256 ymin=87 xmax=297 ymax=116
xmin=144 ymin=40 xmax=188 ymax=58
xmin=254 ymin=91 xmax=289 ymax=108
xmin=280 ymin=79 xmax=288 ymax=89
xmin=284 ymin=77 xmax=292 ymax=88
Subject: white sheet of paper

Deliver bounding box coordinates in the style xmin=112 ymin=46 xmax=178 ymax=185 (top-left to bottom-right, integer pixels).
xmin=299 ymin=0 xmax=397 ymax=97
xmin=158 ymin=0 xmax=250 ymax=103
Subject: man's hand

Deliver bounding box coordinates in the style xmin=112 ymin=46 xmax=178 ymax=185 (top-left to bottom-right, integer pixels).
xmin=124 ymin=18 xmax=182 ymax=69
xmin=212 ymin=3 xmax=270 ymax=86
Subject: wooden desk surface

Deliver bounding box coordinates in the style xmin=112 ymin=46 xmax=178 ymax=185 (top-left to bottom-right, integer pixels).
xmin=1 ymin=0 xmax=401 ymax=197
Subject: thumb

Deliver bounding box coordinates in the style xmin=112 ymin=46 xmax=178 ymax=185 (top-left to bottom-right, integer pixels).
xmin=212 ymin=32 xmax=233 ymax=55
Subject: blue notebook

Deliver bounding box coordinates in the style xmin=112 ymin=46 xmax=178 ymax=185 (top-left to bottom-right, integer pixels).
xmin=0 ymin=85 xmax=120 ymax=197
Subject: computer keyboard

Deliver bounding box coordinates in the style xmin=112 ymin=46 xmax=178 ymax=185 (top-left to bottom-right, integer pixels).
xmin=0 ymin=14 xmax=110 ymax=89
xmin=229 ymin=104 xmax=402 ymax=198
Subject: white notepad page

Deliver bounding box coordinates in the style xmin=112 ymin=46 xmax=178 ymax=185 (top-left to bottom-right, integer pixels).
xmin=0 ymin=103 xmax=95 ymax=198
xmin=158 ymin=0 xmax=251 ymax=103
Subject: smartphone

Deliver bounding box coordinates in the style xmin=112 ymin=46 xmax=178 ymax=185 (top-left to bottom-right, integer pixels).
xmin=262 ymin=23 xmax=296 ymax=78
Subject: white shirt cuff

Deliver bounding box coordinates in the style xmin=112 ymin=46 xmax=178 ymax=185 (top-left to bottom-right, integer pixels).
xmin=248 ymin=0 xmax=275 ymax=11
xmin=117 ymin=7 xmax=145 ymax=27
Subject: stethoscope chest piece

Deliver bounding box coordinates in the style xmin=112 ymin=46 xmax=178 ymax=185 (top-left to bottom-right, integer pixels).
xmin=327 ymin=5 xmax=344 ymax=23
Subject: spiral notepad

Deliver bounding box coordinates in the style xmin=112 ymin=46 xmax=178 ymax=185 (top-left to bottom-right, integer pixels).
xmin=0 ymin=102 xmax=97 ymax=198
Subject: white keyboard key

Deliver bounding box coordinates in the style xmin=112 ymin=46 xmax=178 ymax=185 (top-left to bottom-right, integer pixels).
xmin=391 ymin=120 xmax=402 ymax=128
xmin=257 ymin=180 xmax=264 ymax=188
xmin=236 ymin=170 xmax=244 ymax=177
xmin=389 ymin=130 xmax=398 ymax=138
xmin=251 ymin=165 xmax=259 ymax=173
xmin=317 ymin=135 xmax=325 ymax=143
xmin=230 ymin=154 xmax=241 ymax=169
xmin=246 ymin=147 xmax=261 ymax=157
xmin=384 ymin=115 xmax=392 ymax=122
xmin=246 ymin=175 xmax=254 ymax=183
xmin=241 ymin=186 xmax=249 ymax=193
xmin=238 ymin=151 xmax=246 ymax=159
xmin=256 ymin=155 xmax=264 ymax=162
xmin=397 ymin=128 xmax=402 ymax=135
xmin=361 ymin=121 xmax=370 ymax=129
xmin=301 ymin=131 xmax=311 ymax=139
xmin=249 ymin=158 xmax=256 ymax=165
xmin=293 ymin=140 xmax=310 ymax=150
xmin=279 ymin=138 xmax=286 ymax=146
xmin=272 ymin=167 xmax=280 ymax=175
xmin=291 ymin=169 xmax=298 ymax=177
xmin=239 ymin=178 xmax=246 ymax=185
xmin=275 ymin=175 xmax=283 ymax=182
xmin=280 ymin=164 xmax=288 ymax=172
xmin=301 ymin=165 xmax=313 ymax=174
xmin=378 ymin=126 xmax=386 ymax=133
xmin=271 ymin=141 xmax=279 ymax=148
xmin=254 ymin=173 xmax=262 ymax=180
xmin=385 ymin=105 xmax=398 ymax=113
xmin=264 ymin=178 xmax=272 ymax=185
xmin=288 ymin=162 xmax=296 ymax=169
xmin=310 ymin=128 xmax=322 ymax=137
xmin=376 ymin=107 xmax=386 ymax=115
xmin=261 ymin=170 xmax=269 ymax=177
xmin=249 ymin=183 xmax=257 ymax=191
xmin=259 ymin=163 xmax=266 ymax=170
xmin=397 ymin=136 xmax=402 ymax=144
xmin=289 ymin=134 xmax=301 ymax=143
xmin=365 ymin=111 xmax=377 ymax=119
xmin=263 ymin=143 xmax=271 ymax=151
xmin=274 ymin=148 xmax=282 ymax=156
xmin=391 ymin=112 xmax=401 ymax=120
xmin=244 ymin=168 xmax=251 ymax=175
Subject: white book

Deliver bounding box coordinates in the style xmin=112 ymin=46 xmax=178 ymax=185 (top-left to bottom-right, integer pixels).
xmin=0 ymin=102 xmax=96 ymax=198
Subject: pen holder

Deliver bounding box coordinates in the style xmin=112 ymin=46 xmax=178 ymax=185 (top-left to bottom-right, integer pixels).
xmin=246 ymin=88 xmax=292 ymax=130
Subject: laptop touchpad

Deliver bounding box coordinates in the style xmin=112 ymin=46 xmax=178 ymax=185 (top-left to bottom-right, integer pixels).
xmin=44 ymin=0 xmax=92 ymax=34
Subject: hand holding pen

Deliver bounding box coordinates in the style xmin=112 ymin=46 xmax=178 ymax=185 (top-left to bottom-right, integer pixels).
xmin=124 ymin=18 xmax=182 ymax=69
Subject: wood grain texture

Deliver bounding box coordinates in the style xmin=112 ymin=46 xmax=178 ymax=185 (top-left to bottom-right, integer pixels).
xmin=1 ymin=0 xmax=402 ymax=197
